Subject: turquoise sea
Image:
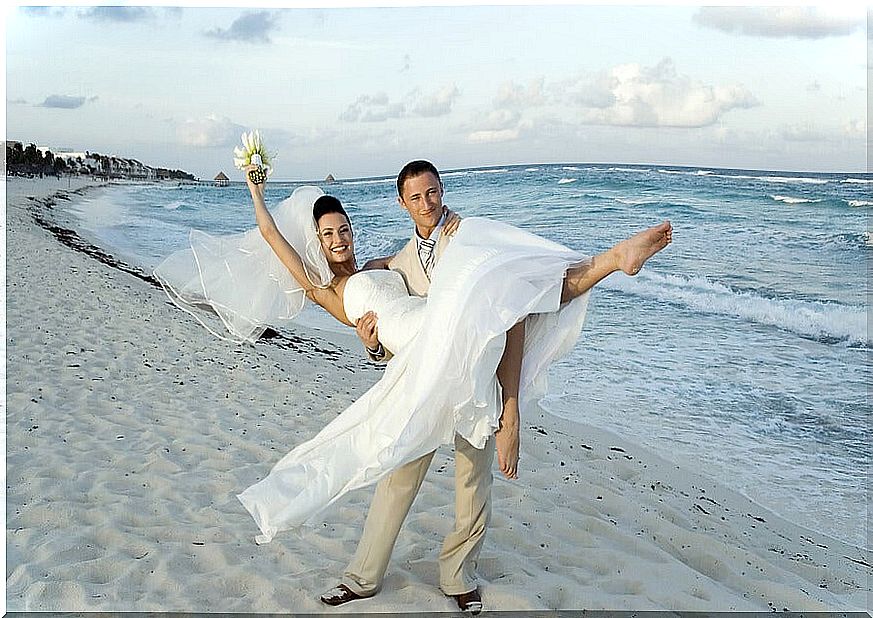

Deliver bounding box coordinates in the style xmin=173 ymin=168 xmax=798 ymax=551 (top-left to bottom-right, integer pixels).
xmin=62 ymin=163 xmax=870 ymax=549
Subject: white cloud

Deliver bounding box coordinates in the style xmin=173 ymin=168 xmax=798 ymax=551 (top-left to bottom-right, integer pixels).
xmin=465 ymin=106 xmax=526 ymax=144
xmin=693 ymin=7 xmax=864 ymax=39
xmin=842 ymin=119 xmax=866 ymax=138
xmin=176 ymin=114 xmax=246 ymax=147
xmin=467 ymin=128 xmax=520 ymax=144
xmin=495 ymin=78 xmax=546 ymax=108
xmin=466 ymin=58 xmax=758 ymax=142
xmin=481 ymin=109 xmax=522 ymax=131
xmin=463 ymin=79 xmax=542 ymax=143
xmin=566 ymin=58 xmax=759 ymax=128
xmin=565 ymin=73 xmax=616 ymax=109
xmin=780 ymin=124 xmax=828 ymax=142
xmin=80 ymin=6 xmax=154 ymax=23
xmin=482 ymin=60 xmax=757 ymax=132
xmin=21 ymin=6 xmax=67 ymax=18
xmin=771 ymin=120 xmax=867 ymax=144
xmin=340 ymin=84 xmax=460 ymax=122
xmin=408 ymin=84 xmax=460 ymax=117
xmin=204 ymin=10 xmax=280 ymax=44
xmin=340 ymin=93 xmax=405 ymax=122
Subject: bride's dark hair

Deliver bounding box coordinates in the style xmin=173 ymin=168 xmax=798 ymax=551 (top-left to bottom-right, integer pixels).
xmin=313 ymin=195 xmax=351 ymax=230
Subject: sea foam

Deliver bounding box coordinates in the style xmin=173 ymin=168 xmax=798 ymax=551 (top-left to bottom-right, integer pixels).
xmin=603 ymin=271 xmax=869 ymax=347
xmin=655 ymin=168 xmax=712 ymax=176
xmin=340 ymin=177 xmax=395 ymax=186
xmin=770 ymin=195 xmax=822 ymax=204
xmin=714 ymin=174 xmax=829 ymax=185
xmin=615 ymin=197 xmax=658 ymax=205
xmin=608 ymin=166 xmax=651 ymax=174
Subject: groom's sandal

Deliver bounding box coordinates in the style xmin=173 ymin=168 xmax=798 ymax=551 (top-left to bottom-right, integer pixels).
xmin=320 ymin=583 xmax=373 ymax=606
xmin=449 ymin=588 xmax=483 ymax=615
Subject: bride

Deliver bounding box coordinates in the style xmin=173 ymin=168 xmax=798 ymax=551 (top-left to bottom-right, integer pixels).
xmin=155 ymin=163 xmax=672 ymax=544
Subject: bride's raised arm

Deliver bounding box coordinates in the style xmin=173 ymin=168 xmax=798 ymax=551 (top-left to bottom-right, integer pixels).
xmin=244 ymin=166 xmax=350 ymax=325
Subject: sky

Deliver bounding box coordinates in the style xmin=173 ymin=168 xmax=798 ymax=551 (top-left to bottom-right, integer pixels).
xmin=3 ymin=2 xmax=869 ymax=180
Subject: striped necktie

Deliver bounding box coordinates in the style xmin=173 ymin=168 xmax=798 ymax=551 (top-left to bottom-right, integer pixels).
xmin=419 ymin=237 xmax=436 ymax=276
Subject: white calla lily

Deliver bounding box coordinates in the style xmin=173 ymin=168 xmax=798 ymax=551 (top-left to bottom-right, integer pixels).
xmin=233 ymin=129 xmax=275 ymax=177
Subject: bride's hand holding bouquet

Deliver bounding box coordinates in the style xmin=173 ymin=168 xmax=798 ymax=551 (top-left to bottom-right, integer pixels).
xmin=244 ymin=163 xmax=266 ymax=199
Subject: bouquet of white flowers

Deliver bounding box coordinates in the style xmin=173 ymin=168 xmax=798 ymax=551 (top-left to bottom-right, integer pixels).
xmin=234 ymin=130 xmax=274 ymax=184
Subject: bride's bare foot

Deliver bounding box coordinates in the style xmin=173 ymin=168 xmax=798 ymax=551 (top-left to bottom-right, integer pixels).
xmin=611 ymin=220 xmax=672 ymax=275
xmin=494 ymin=406 xmax=520 ymax=480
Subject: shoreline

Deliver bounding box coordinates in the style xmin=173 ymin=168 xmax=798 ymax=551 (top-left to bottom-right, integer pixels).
xmin=7 ymin=177 xmax=360 ymax=361
xmin=5 ymin=176 xmax=870 ymax=612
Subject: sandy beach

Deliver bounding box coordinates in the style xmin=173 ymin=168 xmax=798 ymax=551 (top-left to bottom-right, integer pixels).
xmin=4 ymin=177 xmax=871 ymax=613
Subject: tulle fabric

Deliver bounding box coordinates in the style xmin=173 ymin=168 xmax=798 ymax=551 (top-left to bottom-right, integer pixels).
xmin=237 ymin=217 xmax=591 ymax=543
xmin=153 ymin=186 xmax=333 ymax=344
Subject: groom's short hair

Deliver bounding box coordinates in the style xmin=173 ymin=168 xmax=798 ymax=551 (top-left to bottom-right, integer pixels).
xmin=397 ymin=160 xmax=442 ymax=197
xmin=313 ymin=195 xmax=350 ymax=229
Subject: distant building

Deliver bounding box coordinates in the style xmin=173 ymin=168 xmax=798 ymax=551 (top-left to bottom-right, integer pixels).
xmin=52 ymin=151 xmax=103 ymax=175
xmin=325 ymin=173 xmax=336 ymax=183
xmin=7 ymin=140 xmax=189 ymax=180
xmin=214 ymin=171 xmax=230 ymax=187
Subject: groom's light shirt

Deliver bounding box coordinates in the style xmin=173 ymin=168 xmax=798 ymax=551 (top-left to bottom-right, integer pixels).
xmin=415 ymin=212 xmax=446 ymax=278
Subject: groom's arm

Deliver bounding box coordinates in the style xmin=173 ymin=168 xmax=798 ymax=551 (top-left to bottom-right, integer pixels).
xmin=362 ymin=255 xmax=393 ymax=271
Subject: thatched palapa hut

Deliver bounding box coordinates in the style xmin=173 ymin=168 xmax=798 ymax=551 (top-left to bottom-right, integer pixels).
xmin=214 ymin=171 xmax=229 ymax=187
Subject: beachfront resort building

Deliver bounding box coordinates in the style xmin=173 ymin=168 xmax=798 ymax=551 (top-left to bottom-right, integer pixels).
xmin=6 ymin=141 xmax=193 ymax=181
xmin=49 ymin=151 xmax=157 ymax=180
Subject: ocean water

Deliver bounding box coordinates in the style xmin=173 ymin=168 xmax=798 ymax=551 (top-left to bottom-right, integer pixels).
xmin=62 ymin=164 xmax=870 ymax=549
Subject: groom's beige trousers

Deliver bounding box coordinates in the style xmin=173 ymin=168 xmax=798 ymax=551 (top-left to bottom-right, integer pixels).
xmin=342 ymin=433 xmax=495 ymax=596
xmin=342 ymin=230 xmax=493 ymax=596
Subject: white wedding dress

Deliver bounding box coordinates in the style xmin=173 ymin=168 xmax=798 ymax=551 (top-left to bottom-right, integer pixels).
xmin=237 ymin=216 xmax=591 ymax=544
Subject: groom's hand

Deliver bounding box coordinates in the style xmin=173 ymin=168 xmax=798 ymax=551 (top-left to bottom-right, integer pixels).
xmin=442 ymin=207 xmax=461 ymax=238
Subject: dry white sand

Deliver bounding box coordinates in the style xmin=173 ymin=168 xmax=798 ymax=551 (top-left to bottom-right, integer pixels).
xmin=5 ymin=177 xmax=871 ymax=612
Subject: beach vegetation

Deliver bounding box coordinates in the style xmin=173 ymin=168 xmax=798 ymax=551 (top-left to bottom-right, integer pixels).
xmin=10 ymin=141 xmax=23 ymax=162
xmin=23 ymin=143 xmax=40 ymax=165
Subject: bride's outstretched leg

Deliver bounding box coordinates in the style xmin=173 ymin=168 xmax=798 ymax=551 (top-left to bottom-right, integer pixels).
xmin=495 ymin=320 xmax=525 ymax=480
xmin=561 ymin=220 xmax=672 ymax=302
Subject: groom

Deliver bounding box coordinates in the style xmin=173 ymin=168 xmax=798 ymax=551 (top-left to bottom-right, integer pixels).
xmin=320 ymin=160 xmax=518 ymax=614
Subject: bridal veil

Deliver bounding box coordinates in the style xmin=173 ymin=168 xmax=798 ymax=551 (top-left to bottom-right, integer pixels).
xmin=153 ymin=185 xmax=332 ymax=343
